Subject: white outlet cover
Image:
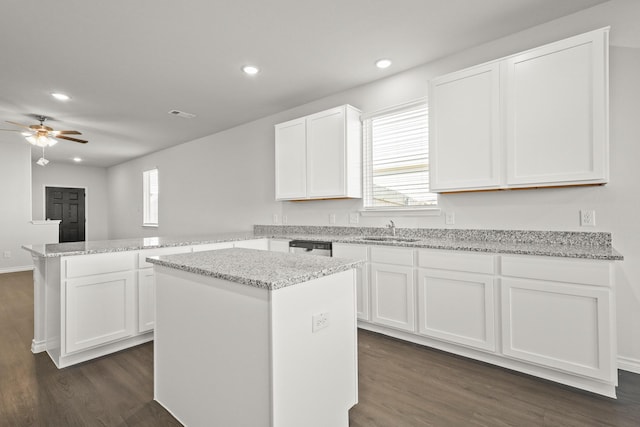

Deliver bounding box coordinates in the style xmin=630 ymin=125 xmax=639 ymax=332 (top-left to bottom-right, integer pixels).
xmin=445 ymin=212 xmax=455 ymax=225
xmin=349 ymin=212 xmax=359 ymax=224
xmin=312 ymin=312 xmax=329 ymax=332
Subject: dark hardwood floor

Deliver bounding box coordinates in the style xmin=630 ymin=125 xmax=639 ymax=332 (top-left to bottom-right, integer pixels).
xmin=2 ymin=271 xmax=639 ymax=426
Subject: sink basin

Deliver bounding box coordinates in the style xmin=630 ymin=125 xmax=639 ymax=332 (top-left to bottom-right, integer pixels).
xmin=357 ymin=236 xmax=420 ymax=243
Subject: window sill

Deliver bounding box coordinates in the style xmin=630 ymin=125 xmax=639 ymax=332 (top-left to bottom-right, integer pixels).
xmin=359 ymin=207 xmax=441 ymax=217
xmin=142 ymin=224 xmax=159 ymax=228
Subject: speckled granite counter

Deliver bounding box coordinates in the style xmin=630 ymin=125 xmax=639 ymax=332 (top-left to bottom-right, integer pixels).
xmin=256 ymin=225 xmax=623 ymax=261
xmin=22 ymin=232 xmax=257 ymax=257
xmin=21 ymin=226 xmax=623 ymax=261
xmin=147 ymin=248 xmax=362 ymax=290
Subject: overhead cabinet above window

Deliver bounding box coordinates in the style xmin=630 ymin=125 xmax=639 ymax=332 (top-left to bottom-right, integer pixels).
xmin=275 ymin=104 xmax=362 ymax=200
xmin=429 ymin=27 xmax=609 ymax=193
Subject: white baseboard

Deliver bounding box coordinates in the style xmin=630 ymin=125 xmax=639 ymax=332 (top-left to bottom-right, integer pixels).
xmin=0 ymin=265 xmax=34 ymax=274
xmin=618 ymin=356 xmax=640 ymax=374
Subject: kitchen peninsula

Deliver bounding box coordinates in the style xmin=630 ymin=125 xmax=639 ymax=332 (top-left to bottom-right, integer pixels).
xmin=148 ymin=248 xmax=360 ymax=427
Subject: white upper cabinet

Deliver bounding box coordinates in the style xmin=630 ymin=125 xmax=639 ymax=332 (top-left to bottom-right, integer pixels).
xmin=429 ymin=27 xmax=609 ymax=193
xmin=275 ymin=117 xmax=307 ymax=199
xmin=429 ymin=63 xmax=501 ymax=192
xmin=505 ymin=30 xmax=609 ymax=186
xmin=274 ymin=105 xmax=362 ymax=200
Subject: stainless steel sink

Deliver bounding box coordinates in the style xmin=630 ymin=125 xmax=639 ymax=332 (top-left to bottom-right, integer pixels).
xmin=356 ymin=236 xmax=420 ymax=243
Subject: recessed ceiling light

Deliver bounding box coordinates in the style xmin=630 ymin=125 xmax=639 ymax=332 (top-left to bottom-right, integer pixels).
xmin=242 ymin=65 xmax=260 ymax=75
xmin=51 ymin=92 xmax=71 ymax=101
xmin=375 ymin=59 xmax=392 ymax=69
xmin=73 ymin=157 xmax=82 ymax=162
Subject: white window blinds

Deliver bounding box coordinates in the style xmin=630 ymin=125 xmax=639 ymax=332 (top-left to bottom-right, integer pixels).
xmin=363 ymin=100 xmax=437 ymax=209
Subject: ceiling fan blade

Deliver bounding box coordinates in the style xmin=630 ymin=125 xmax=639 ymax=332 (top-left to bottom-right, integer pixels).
xmin=5 ymin=121 xmax=31 ymax=129
xmin=56 ymin=135 xmax=88 ymax=144
xmin=54 ymin=130 xmax=82 ymax=135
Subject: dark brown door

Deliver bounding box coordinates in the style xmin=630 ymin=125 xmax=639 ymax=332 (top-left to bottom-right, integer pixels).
xmin=46 ymin=187 xmax=86 ymax=243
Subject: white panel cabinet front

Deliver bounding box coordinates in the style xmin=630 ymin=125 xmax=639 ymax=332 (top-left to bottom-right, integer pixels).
xmin=333 ymin=243 xmax=370 ymax=321
xmin=275 ymin=117 xmax=307 ymax=199
xmin=234 ymin=239 xmax=269 ymax=250
xmin=137 ymin=269 xmax=155 ymax=333
xmin=417 ymin=269 xmax=496 ymax=352
xmin=274 ymin=104 xmax=362 ymax=200
xmin=501 ymin=278 xmax=614 ymax=381
xmin=505 ymin=29 xmax=608 ymax=186
xmin=429 ymin=62 xmax=501 ymax=192
xmin=65 ymin=271 xmax=136 ymax=354
xmin=370 ymin=263 xmax=415 ymax=332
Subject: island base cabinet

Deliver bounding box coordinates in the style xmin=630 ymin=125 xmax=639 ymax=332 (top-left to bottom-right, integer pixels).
xmin=64 ymin=271 xmax=136 ymax=354
xmin=154 ymin=267 xmax=357 ymax=427
xmin=417 ymin=269 xmax=496 ymax=352
xmin=501 ymin=278 xmax=615 ymax=382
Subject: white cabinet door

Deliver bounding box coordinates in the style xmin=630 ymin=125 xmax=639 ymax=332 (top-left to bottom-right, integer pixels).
xmin=333 ymin=243 xmax=370 ymax=321
xmin=138 ymin=269 xmax=155 ymax=333
xmin=501 ymin=278 xmax=614 ymax=381
xmin=306 ymin=106 xmax=347 ymax=198
xmin=370 ymin=263 xmax=415 ymax=332
xmin=417 ymin=269 xmax=496 ymax=352
xmin=505 ymin=29 xmax=608 ymax=186
xmin=429 ymin=62 xmax=501 ymax=192
xmin=65 ymin=271 xmax=135 ymax=354
xmin=275 ymin=117 xmax=307 ymax=200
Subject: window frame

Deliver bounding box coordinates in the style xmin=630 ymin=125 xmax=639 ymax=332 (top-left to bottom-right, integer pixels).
xmin=142 ymin=168 xmax=159 ymax=227
xmin=361 ymin=98 xmax=438 ymax=214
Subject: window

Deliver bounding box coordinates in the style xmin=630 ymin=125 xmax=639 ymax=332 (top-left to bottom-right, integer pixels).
xmin=143 ymin=168 xmax=159 ymax=226
xmin=362 ymin=99 xmax=437 ymax=210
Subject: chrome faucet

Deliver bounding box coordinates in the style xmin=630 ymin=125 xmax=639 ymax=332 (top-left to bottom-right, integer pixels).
xmin=387 ymin=220 xmax=396 ymax=237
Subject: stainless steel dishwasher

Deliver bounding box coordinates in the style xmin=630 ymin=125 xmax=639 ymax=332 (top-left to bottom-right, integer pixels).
xmin=288 ymin=240 xmax=332 ymax=256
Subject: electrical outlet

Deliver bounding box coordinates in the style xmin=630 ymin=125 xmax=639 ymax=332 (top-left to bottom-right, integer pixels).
xmin=312 ymin=312 xmax=329 ymax=332
xmin=580 ymin=210 xmax=596 ymax=227
xmin=282 ymin=215 xmax=288 ymax=225
xmin=349 ymin=212 xmax=359 ymax=224
xmin=445 ymin=212 xmax=455 ymax=225
xmin=3 ymin=251 xmax=10 ymax=259
xmin=272 ymin=214 xmax=279 ymax=224
xmin=329 ymin=213 xmax=336 ymax=224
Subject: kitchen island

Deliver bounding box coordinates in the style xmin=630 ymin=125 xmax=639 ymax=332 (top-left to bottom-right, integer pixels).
xmin=148 ymin=248 xmax=360 ymax=427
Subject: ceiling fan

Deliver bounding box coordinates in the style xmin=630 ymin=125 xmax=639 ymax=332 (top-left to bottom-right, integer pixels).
xmin=2 ymin=115 xmax=88 ymax=147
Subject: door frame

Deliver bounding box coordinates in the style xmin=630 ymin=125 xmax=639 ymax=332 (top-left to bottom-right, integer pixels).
xmin=41 ymin=184 xmax=89 ymax=241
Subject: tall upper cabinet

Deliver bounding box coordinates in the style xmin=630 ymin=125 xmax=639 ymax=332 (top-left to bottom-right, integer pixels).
xmin=275 ymin=105 xmax=362 ymax=200
xmin=429 ymin=27 xmax=609 ymax=193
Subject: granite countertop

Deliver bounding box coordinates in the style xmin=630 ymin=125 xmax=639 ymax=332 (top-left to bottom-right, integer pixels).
xmin=21 ymin=232 xmax=257 ymax=258
xmin=22 ymin=226 xmax=624 ymax=261
xmin=147 ymin=247 xmax=362 ymax=290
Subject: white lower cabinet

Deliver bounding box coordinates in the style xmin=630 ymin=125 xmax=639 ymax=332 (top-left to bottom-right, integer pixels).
xmin=370 ymin=246 xmax=416 ymax=332
xmin=137 ymin=269 xmax=156 ymax=333
xmin=65 ymin=271 xmax=136 ymax=354
xmin=333 ymin=243 xmax=370 ymax=321
xmin=501 ymin=277 xmax=615 ymax=382
xmin=234 ymin=238 xmax=269 ymax=250
xmin=417 ymin=269 xmax=496 ymax=352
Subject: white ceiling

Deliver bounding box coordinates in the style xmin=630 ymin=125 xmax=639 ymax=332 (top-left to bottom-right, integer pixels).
xmin=0 ymin=0 xmax=608 ymax=167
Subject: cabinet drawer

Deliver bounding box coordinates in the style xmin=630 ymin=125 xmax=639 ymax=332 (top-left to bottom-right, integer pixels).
xmin=501 ymin=255 xmax=612 ymax=287
xmin=418 ymin=250 xmax=495 ymax=274
xmin=333 ymin=244 xmax=369 ymax=261
xmin=138 ymin=246 xmax=192 ymax=268
xmin=65 ymin=252 xmax=137 ymax=278
xmin=370 ymin=246 xmax=414 ymax=266
xmin=234 ymin=239 xmax=269 ymax=250
xmin=191 ymin=242 xmax=235 ymax=253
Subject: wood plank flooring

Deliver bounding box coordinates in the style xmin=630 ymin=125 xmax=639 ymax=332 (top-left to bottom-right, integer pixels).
xmin=2 ymin=271 xmax=639 ymax=426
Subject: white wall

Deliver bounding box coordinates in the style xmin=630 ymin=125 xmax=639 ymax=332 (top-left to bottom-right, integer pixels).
xmin=107 ymin=0 xmax=640 ymax=370
xmin=0 ymin=138 xmax=58 ymax=272
xmin=108 ymin=118 xmax=282 ymax=238
xmin=31 ymin=163 xmax=110 ymax=241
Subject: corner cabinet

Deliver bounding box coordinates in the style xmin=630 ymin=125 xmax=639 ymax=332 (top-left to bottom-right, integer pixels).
xmin=429 ymin=27 xmax=609 ymax=193
xmin=275 ymin=105 xmax=362 ymax=200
